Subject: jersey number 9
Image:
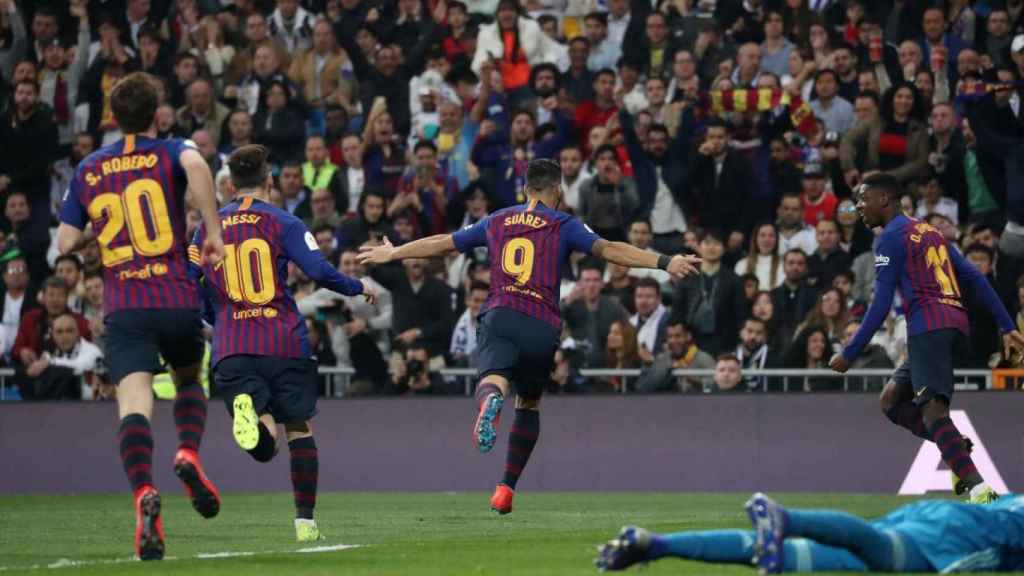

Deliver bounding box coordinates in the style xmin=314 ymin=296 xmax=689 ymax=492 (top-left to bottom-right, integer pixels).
xmin=88 ymin=178 xmax=174 ymax=267
xmin=502 ymin=238 xmax=535 ymax=285
xmin=222 ymin=238 xmax=276 ymax=305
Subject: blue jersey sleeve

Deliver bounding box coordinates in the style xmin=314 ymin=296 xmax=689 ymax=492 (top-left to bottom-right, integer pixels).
xmin=452 ymin=215 xmax=490 ymax=253
xmin=842 ymin=230 xmax=905 ymax=361
xmin=563 ymin=216 xmax=600 ymax=254
xmin=187 ymin=227 xmax=205 ymax=281
xmin=58 ymin=169 xmax=87 ymax=229
xmin=283 ymin=216 xmax=363 ymax=296
xmin=949 ymin=242 xmax=1015 ymax=333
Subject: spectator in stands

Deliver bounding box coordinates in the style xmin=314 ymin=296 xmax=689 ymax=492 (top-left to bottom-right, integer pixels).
xmin=234 ymin=41 xmax=301 ymax=117
xmin=361 ymin=97 xmax=408 ymax=196
xmin=578 ymin=144 xmax=638 ymax=242
xmin=81 ymin=271 xmax=103 ymax=342
xmin=0 ymin=79 xmax=57 ymax=233
xmin=168 ymin=52 xmax=201 ymax=110
xmin=277 ymin=162 xmax=311 ymax=220
xmin=12 ymin=277 xmax=91 ymax=392
xmin=918 ymin=7 xmax=964 ymax=86
xmin=50 ymin=133 xmax=95 ymax=217
xmin=309 ymin=188 xmax=342 ymax=230
xmin=730 ymin=43 xmax=762 ymax=89
xmin=776 ymin=191 xmax=818 ymax=257
xmin=796 ymin=287 xmax=850 ymax=349
xmin=985 ymin=9 xmax=1014 ymax=69
xmin=53 ymin=254 xmax=84 ymax=314
xmin=835 ymin=198 xmax=872 ymax=257
xmin=914 ymin=173 xmax=958 ymax=225
xmin=625 ymin=220 xmax=669 ymax=284
xmin=710 ymin=353 xmax=743 ymax=393
xmin=436 ymin=99 xmax=484 ymax=191
xmin=800 ymin=163 xmax=837 ymax=228
xmin=190 ymin=129 xmax=224 ymax=175
xmin=734 ymin=223 xmax=784 ymax=291
xmin=773 ymin=248 xmax=817 ymax=346
xmin=0 ymin=256 xmax=36 ymax=359
xmin=768 ymin=137 xmax=802 ymax=201
xmin=176 ymin=78 xmax=231 ymax=149
xmin=840 ymin=82 xmax=929 ymax=190
xmin=333 ymin=134 xmax=365 ymax=217
xmin=735 ymin=316 xmax=779 ymax=392
xmin=842 ymin=319 xmax=893 ymax=389
xmin=269 ymin=0 xmax=315 ymax=56
xmin=810 ymin=69 xmax=854 ymax=136
xmin=340 ymin=189 xmax=393 ymax=249
xmin=637 ymin=319 xmax=715 ymax=393
xmin=289 ymin=19 xmax=357 ymax=116
xmin=563 ymin=259 xmax=629 ymax=368
xmin=853 ymin=91 xmax=879 ymax=125
xmin=751 ymin=289 xmax=786 ymax=353
xmin=389 ymin=140 xmax=459 ymax=238
xmin=450 ymin=281 xmax=487 ymax=367
xmin=2 ymin=191 xmax=49 ymax=284
xmin=783 ymin=325 xmax=836 ymax=391
xmin=390 ymin=340 xmax=454 ymax=395
xmin=302 ymin=135 xmax=338 ymax=201
xmin=19 ymin=311 xmax=102 ymax=400
xmin=630 ymin=277 xmax=669 ymax=361
xmin=576 ymin=69 xmax=619 ymax=152
xmin=226 ymin=12 xmax=289 ymax=88
xmin=690 ymin=120 xmax=756 ymax=249
xmin=371 ymin=258 xmax=455 ymax=358
xmin=603 ymin=262 xmax=637 ymax=314
xmin=963 ymin=243 xmax=1001 ymax=368
xmin=605 ymin=319 xmax=641 ymax=392
xmin=560 ymin=145 xmax=590 ymax=214
xmin=583 ymin=12 xmax=619 ymax=72
xmin=673 ymin=230 xmax=745 ymax=356
xmin=253 ymin=79 xmax=306 ymax=166
xmin=807 ymin=219 xmax=852 ymax=289
xmin=37 ymin=2 xmax=88 ymax=148
xmin=760 ymin=10 xmax=795 ymax=78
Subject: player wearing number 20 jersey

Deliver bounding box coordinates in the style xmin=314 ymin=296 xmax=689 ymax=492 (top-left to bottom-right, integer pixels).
xmin=56 ymin=72 xmax=227 ymax=562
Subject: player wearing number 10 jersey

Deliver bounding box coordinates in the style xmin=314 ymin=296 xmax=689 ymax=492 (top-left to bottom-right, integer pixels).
xmin=830 ymin=173 xmax=1024 ymax=505
xmin=358 ymin=159 xmax=700 ymax=514
xmin=57 ymin=73 xmax=226 ymax=561
xmin=190 ymin=145 xmax=376 ymax=542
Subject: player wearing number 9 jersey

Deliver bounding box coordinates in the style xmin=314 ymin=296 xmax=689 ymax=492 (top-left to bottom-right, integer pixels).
xmin=831 ymin=173 xmax=1024 ymax=505
xmin=56 ymin=73 xmax=226 ymax=561
xmin=190 ymin=145 xmax=376 ymax=542
xmin=358 ymin=159 xmax=701 ymax=514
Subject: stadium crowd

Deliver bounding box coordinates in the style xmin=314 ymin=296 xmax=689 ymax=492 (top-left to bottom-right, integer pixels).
xmin=1 ymin=0 xmax=1023 ymax=400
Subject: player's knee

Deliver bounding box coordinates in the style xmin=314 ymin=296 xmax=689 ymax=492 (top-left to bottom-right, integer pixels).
xmin=285 ymin=421 xmax=313 ymax=442
xmin=920 ymin=397 xmax=949 ymax=426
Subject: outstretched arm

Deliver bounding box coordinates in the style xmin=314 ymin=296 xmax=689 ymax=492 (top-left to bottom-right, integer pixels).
xmin=592 ymin=239 xmax=700 ymax=278
xmin=358 ymin=234 xmax=457 ymax=265
xmin=835 ymin=233 xmax=903 ymax=370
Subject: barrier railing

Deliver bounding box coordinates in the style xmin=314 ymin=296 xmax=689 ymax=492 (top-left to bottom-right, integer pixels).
xmin=0 ymin=367 xmax=994 ymax=400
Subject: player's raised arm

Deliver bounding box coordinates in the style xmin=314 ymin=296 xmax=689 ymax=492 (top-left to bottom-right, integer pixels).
xmin=591 ymin=239 xmax=701 ymax=279
xmin=358 ymin=233 xmax=458 ymax=265
xmin=285 ymin=218 xmax=377 ymax=303
xmin=180 ymin=145 xmax=225 ymax=265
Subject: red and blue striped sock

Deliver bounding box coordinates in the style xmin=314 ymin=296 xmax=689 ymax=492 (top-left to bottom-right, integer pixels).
xmin=884 ymin=402 xmax=930 ymax=440
xmin=928 ymin=416 xmax=982 ymax=489
xmin=118 ymin=414 xmax=154 ymax=493
xmin=502 ymin=409 xmax=540 ymax=490
xmin=173 ymin=381 xmax=207 ymax=452
xmin=289 ymin=437 xmax=318 ymax=519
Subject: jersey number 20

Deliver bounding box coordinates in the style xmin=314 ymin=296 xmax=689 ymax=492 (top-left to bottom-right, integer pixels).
xmin=222 ymin=239 xmax=276 ymax=305
xmin=88 ymin=178 xmax=174 ymax=267
xmin=502 ymin=238 xmax=535 ymax=285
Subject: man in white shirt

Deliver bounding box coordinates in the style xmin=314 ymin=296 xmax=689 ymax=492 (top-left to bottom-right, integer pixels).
xmin=606 ymin=0 xmax=631 ymax=47
xmin=0 ymin=257 xmax=32 ymax=359
xmin=776 ymin=192 xmax=818 ymax=256
xmin=450 ymin=282 xmax=489 ymax=366
xmin=630 ymin=277 xmax=669 ymax=358
xmin=27 ymin=313 xmax=103 ymax=399
xmin=559 ymin=145 xmax=591 ymax=214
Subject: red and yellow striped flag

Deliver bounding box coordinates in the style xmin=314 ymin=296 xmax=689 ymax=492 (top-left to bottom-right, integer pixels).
xmin=701 ymin=88 xmax=817 ymax=137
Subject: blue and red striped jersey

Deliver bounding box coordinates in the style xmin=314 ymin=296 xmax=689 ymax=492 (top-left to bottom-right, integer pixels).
xmin=452 ymin=199 xmax=599 ymax=328
xmin=843 ymin=214 xmax=1014 ymax=361
xmin=191 ymin=196 xmax=363 ymax=365
xmin=59 ymin=135 xmax=199 ymax=313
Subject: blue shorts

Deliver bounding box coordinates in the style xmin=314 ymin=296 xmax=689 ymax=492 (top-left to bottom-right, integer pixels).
xmin=214 ymin=355 xmax=318 ymax=423
xmin=890 ymin=329 xmax=967 ymax=405
xmin=104 ymin=309 xmax=205 ymax=385
xmin=476 ymin=308 xmax=560 ymax=400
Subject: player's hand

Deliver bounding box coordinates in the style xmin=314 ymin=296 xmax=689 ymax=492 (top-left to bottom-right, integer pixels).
xmin=1003 ymin=330 xmax=1024 ymax=359
xmin=665 ymin=254 xmax=701 ymax=279
xmin=829 ymin=353 xmax=851 ymax=374
xmin=357 ymin=235 xmax=396 ymax=265
xmin=360 ymin=279 xmax=378 ymax=305
xmin=202 ymin=233 xmax=225 ymax=266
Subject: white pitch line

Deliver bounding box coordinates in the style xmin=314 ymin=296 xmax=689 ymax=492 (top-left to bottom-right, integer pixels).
xmin=0 ymin=544 xmax=362 ymax=572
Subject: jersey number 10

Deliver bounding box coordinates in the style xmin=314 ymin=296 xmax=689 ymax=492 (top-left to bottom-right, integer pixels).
xmin=925 ymin=244 xmax=961 ymax=298
xmin=88 ymin=178 xmax=174 ymax=267
xmin=222 ymin=238 xmax=276 ymax=305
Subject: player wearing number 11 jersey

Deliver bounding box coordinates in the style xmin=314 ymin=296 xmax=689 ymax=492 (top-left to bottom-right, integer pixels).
xmin=57 ymin=73 xmax=226 ymax=561
xmin=830 ymin=173 xmax=1024 ymax=505
xmin=190 ymin=145 xmax=376 ymax=542
xmin=358 ymin=159 xmax=701 ymax=514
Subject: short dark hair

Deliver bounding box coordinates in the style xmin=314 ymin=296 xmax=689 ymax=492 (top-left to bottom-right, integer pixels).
xmin=413 ymin=139 xmax=438 ymax=155
xmin=579 ymin=257 xmax=604 ymax=277
xmin=469 ymin=281 xmax=489 ymax=294
xmin=629 ymin=219 xmax=651 ymax=232
xmin=716 ymin=353 xmax=740 ymax=365
xmin=312 ymin=222 xmax=334 ymax=237
xmin=111 ymin=73 xmax=159 ymax=134
xmin=647 ymin=123 xmax=670 ymax=139
xmin=814 ymin=68 xmax=839 ymax=86
xmin=743 ymin=316 xmax=766 ymax=328
xmin=834 ymin=270 xmax=855 ymax=283
xmin=701 ymin=228 xmax=724 ymax=245
xmin=54 ymin=254 xmax=82 ymax=271
xmin=964 ymin=243 xmax=994 ymax=262
xmin=667 ymin=319 xmax=692 ymax=332
xmin=584 ymin=11 xmax=607 ymax=25
xmin=525 ymin=159 xmax=561 ymax=195
xmin=593 ymin=143 xmax=618 ymax=160
xmin=635 ymin=276 xmax=661 ymax=295
xmin=228 ymin=145 xmax=271 ymax=190
xmin=448 ymin=0 xmax=468 ymax=13
xmin=856 ymin=90 xmax=880 ymax=107
xmin=861 ymin=172 xmax=901 ymax=203
xmin=43 ymin=275 xmax=70 ymax=293
xmin=593 ymin=68 xmax=616 ymax=83
xmin=138 ymin=25 xmax=162 ymax=45
xmin=783 ymin=247 xmax=808 ymax=261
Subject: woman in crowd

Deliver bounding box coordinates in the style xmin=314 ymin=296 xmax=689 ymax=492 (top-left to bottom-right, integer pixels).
xmin=796 ymin=287 xmax=849 ymax=352
xmin=606 ymin=320 xmax=641 ymax=393
xmin=835 ymin=201 xmax=873 ymax=257
xmin=840 ymin=82 xmax=929 ymax=189
xmin=734 ymin=223 xmax=783 ymax=291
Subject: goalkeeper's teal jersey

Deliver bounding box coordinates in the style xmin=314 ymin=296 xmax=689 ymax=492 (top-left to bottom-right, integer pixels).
xmin=871 ymin=495 xmax=1024 ymax=572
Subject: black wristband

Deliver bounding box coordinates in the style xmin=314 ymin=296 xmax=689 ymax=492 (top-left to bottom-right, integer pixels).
xmin=657 ymin=254 xmax=672 ymax=270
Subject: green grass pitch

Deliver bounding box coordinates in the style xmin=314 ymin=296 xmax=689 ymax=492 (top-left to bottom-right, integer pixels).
xmin=0 ymin=491 xmax=1014 ymax=575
